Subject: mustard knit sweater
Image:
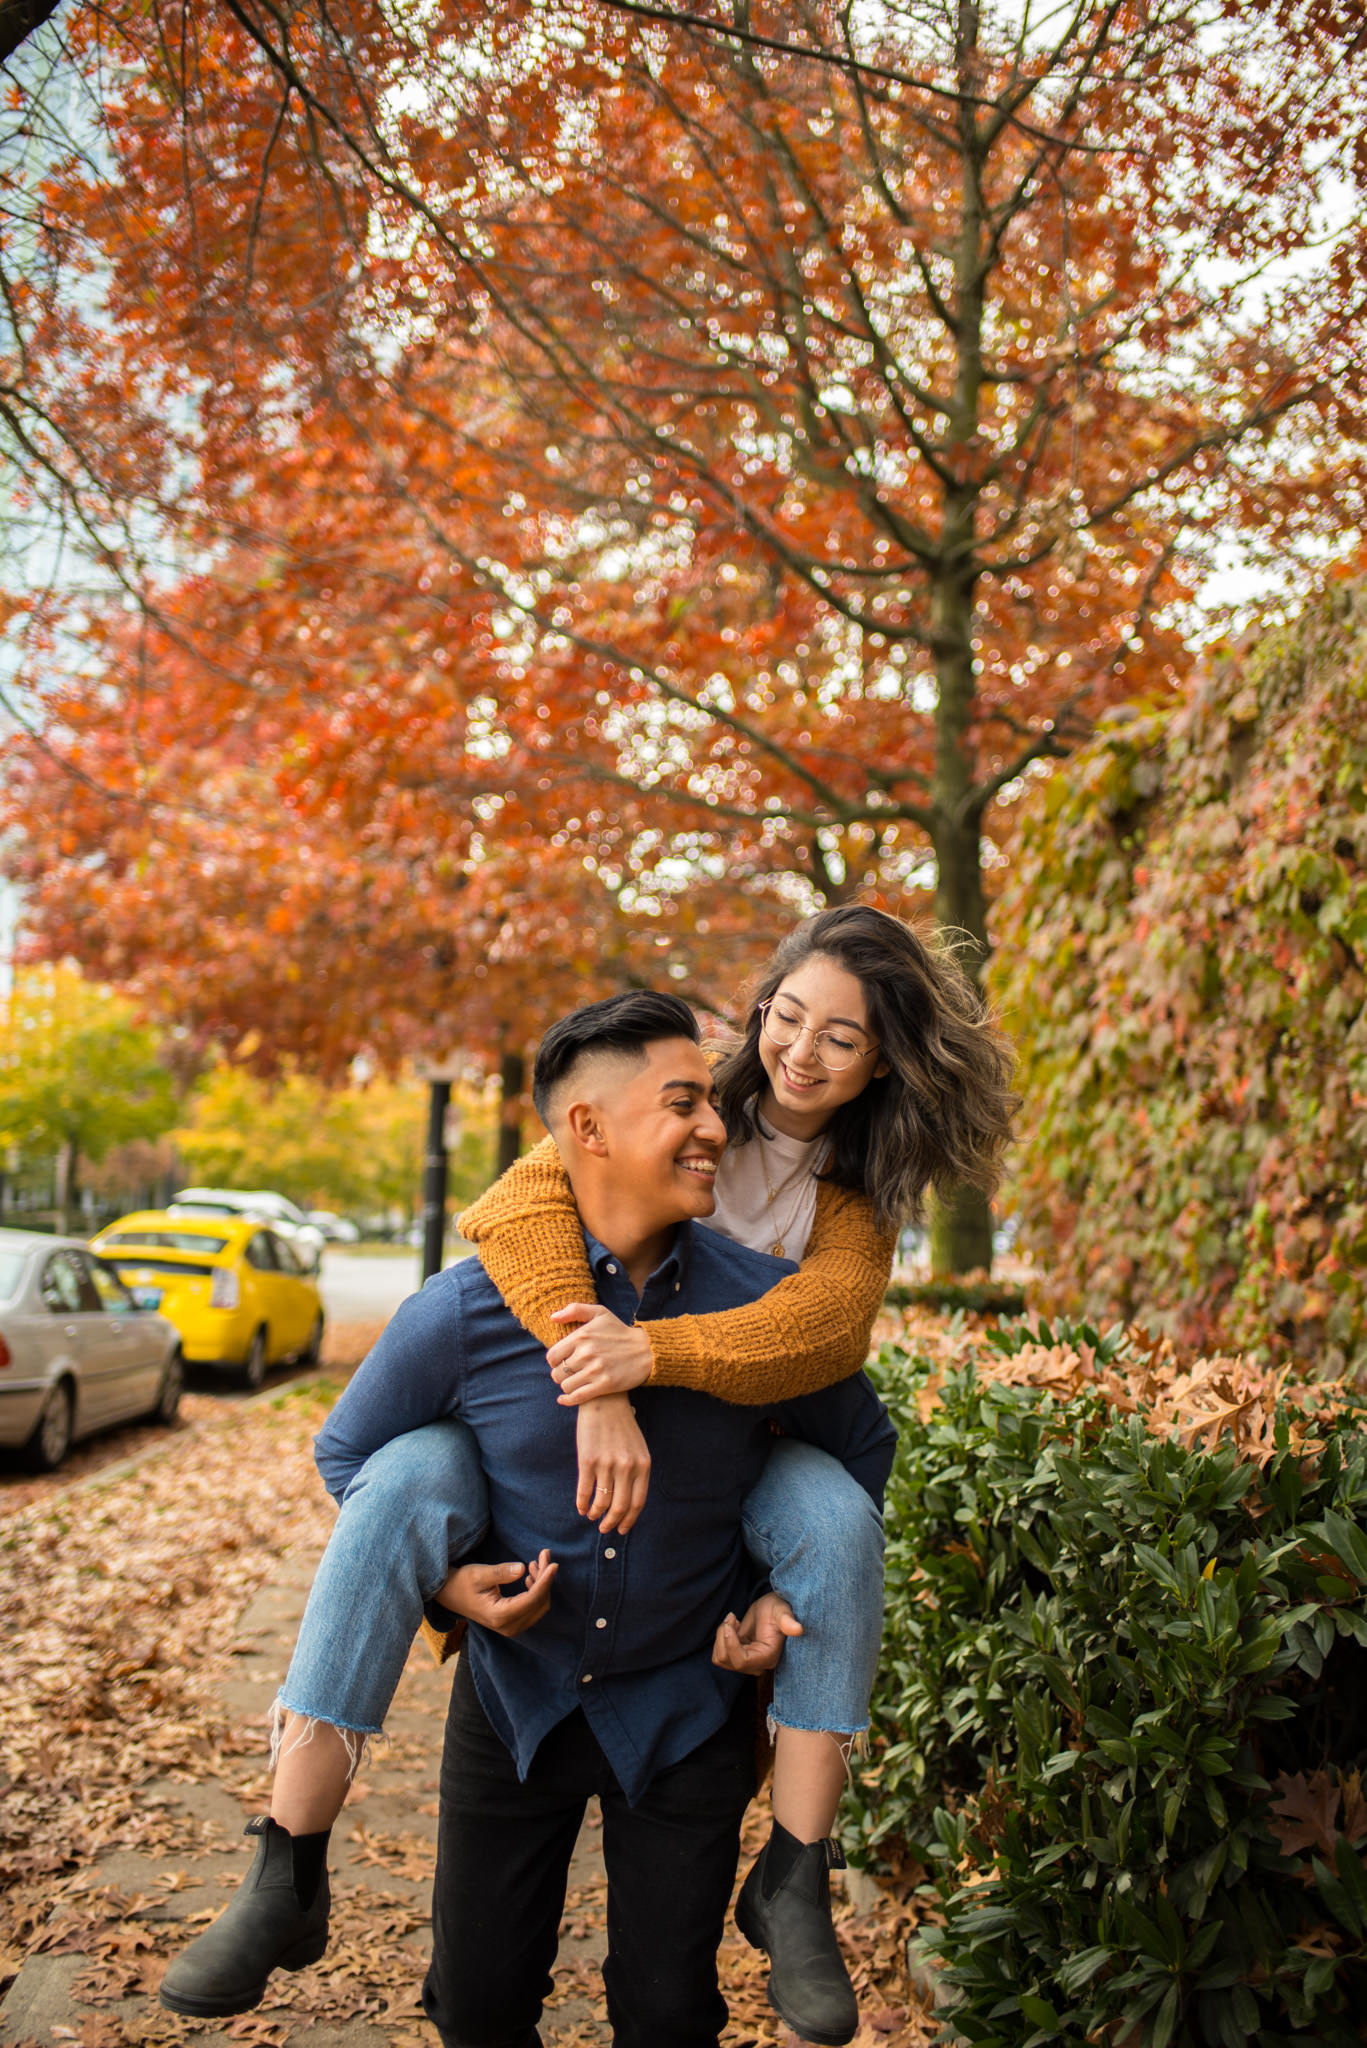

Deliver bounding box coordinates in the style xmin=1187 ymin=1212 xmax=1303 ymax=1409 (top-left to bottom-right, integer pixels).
xmin=457 ymin=1135 xmax=897 ymax=1405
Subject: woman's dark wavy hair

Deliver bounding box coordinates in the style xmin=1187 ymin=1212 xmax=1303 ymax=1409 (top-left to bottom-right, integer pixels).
xmin=713 ymin=906 xmax=1020 ymax=1232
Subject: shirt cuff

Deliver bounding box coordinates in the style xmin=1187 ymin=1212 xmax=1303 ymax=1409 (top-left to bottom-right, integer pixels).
xmin=422 ymin=1596 xmax=469 ymax=1646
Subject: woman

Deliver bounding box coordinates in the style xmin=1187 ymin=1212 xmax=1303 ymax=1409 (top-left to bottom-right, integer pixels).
xmin=161 ymin=906 xmax=1017 ymax=2047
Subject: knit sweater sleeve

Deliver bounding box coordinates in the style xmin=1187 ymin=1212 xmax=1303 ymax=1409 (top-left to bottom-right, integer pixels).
xmin=459 ymin=1146 xmax=896 ymax=1405
xmin=640 ymin=1180 xmax=896 ymax=1405
xmin=457 ymin=1135 xmax=594 ymax=1349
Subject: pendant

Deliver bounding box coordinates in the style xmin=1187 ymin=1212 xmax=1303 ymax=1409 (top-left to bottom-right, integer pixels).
xmin=771 ymin=1240 xmax=785 ymax=1258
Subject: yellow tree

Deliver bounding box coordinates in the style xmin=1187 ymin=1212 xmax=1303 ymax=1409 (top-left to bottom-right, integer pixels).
xmin=0 ymin=966 xmax=180 ymax=1230
xmin=174 ymin=1063 xmax=500 ymax=1221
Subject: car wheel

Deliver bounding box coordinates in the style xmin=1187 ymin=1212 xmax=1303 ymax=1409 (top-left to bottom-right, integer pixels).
xmin=240 ymin=1327 xmax=268 ymax=1392
xmin=152 ymin=1347 xmax=185 ymax=1426
xmin=23 ymin=1381 xmax=75 ymax=1473
xmin=301 ymin=1315 xmax=324 ymax=1369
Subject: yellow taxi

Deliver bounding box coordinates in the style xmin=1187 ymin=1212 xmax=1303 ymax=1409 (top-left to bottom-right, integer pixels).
xmin=90 ymin=1211 xmax=325 ymax=1390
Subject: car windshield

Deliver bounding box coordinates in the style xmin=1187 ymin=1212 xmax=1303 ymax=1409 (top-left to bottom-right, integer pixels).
xmin=172 ymin=1200 xmax=241 ymax=1217
xmin=0 ymin=1252 xmax=26 ymax=1301
xmin=101 ymin=1229 xmax=231 ymax=1254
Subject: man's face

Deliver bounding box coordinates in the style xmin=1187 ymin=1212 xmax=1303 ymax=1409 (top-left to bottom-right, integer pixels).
xmin=591 ymin=1037 xmax=727 ymax=1229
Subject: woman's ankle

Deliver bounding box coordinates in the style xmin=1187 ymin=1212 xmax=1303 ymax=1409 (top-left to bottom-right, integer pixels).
xmin=770 ymin=1725 xmax=853 ymax=1844
xmin=269 ymin=1709 xmax=362 ymax=1834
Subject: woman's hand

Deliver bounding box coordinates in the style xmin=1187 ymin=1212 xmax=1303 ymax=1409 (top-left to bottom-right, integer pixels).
xmin=549 ymin=1304 xmax=654 ymax=1404
xmin=575 ymin=1393 xmax=652 ymax=1534
xmin=435 ymin=1551 xmax=557 ymax=1636
xmin=712 ymin=1592 xmax=803 ymax=1674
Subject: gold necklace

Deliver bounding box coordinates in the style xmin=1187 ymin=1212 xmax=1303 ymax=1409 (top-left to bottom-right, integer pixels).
xmin=760 ymin=1142 xmax=786 ymax=1258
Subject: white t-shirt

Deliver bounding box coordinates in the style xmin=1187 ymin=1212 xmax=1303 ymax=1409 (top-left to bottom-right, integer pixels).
xmin=710 ymin=1115 xmax=828 ymax=1263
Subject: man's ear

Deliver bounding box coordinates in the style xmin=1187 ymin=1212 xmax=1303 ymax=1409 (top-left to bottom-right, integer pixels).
xmin=562 ymin=1099 xmax=610 ymax=1158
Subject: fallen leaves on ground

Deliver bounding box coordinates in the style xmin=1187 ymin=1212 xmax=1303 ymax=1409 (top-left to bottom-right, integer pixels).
xmin=0 ymin=1377 xmax=342 ymax=1999
xmin=0 ymin=1321 xmax=376 ymax=1519
xmin=1 ymin=1324 xmax=937 ymax=2048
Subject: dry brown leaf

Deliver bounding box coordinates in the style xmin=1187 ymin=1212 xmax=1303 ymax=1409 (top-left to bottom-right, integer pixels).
xmin=1269 ymin=1770 xmax=1343 ymax=1859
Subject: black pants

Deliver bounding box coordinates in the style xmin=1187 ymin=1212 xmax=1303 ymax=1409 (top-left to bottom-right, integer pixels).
xmin=421 ymin=1658 xmax=757 ymax=2048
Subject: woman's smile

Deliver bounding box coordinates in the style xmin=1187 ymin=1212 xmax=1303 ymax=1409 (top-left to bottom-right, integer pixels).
xmin=775 ymin=1057 xmax=825 ymax=1096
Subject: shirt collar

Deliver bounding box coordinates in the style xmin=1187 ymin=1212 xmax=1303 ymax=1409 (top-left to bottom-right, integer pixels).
xmin=583 ymin=1222 xmax=693 ymax=1294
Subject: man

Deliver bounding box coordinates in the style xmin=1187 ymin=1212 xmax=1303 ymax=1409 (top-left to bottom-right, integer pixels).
xmin=294 ymin=993 xmax=893 ymax=2047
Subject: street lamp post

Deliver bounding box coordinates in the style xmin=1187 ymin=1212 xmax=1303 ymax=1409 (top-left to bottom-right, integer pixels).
xmin=417 ymin=1060 xmax=460 ymax=1284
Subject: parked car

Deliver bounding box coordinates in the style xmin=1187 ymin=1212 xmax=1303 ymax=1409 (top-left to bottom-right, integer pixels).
xmin=168 ymin=1188 xmax=327 ymax=1274
xmin=0 ymin=1227 xmax=182 ymax=1472
xmin=92 ymin=1212 xmax=325 ymax=1390
xmin=306 ymin=1210 xmax=360 ymax=1244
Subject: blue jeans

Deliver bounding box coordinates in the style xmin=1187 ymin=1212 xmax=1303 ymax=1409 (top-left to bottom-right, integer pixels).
xmin=278 ymin=1421 xmax=885 ymax=1738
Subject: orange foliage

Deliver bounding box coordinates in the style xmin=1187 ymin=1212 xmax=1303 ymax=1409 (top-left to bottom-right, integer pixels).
xmin=3 ymin=3 xmax=1366 ymax=1066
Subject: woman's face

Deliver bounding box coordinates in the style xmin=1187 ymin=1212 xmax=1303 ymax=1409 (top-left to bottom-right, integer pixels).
xmin=756 ymin=953 xmax=888 ymax=1141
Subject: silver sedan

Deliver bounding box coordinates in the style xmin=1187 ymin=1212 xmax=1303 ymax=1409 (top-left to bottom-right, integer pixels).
xmin=0 ymin=1228 xmax=182 ymax=1472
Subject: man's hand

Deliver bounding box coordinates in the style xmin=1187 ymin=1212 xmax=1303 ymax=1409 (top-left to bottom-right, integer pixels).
xmin=549 ymin=1304 xmax=654 ymax=1404
xmin=435 ymin=1551 xmax=557 ymax=1637
xmin=712 ymin=1592 xmax=803 ymax=1675
xmin=576 ymin=1393 xmax=651 ymax=1534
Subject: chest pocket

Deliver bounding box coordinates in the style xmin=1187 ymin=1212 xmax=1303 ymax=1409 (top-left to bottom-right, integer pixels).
xmin=642 ymin=1388 xmax=766 ymax=1503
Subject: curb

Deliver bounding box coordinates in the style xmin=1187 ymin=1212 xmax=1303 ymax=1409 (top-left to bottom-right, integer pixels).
xmin=62 ymin=1369 xmax=342 ymax=1500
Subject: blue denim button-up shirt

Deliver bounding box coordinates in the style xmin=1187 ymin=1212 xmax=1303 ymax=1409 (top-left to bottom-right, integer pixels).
xmin=314 ymin=1221 xmax=895 ymax=1801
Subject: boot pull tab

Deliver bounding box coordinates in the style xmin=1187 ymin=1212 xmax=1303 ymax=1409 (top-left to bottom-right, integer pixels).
xmin=244 ymin=1815 xmax=272 ymax=1839
xmin=823 ymin=1839 xmax=847 ymax=1872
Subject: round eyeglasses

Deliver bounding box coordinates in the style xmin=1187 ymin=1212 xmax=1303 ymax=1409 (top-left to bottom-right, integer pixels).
xmin=758 ymin=1000 xmax=880 ymax=1074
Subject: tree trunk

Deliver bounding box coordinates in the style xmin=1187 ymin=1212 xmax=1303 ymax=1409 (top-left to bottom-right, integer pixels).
xmin=0 ymin=0 xmax=63 ymax=64
xmin=54 ymin=1136 xmax=78 ymax=1236
xmin=496 ymin=1050 xmax=526 ymax=1176
xmin=927 ymin=520 xmax=994 ymax=1271
xmin=925 ymin=31 xmax=996 ymax=1280
xmin=928 ymin=800 xmax=997 ymax=1275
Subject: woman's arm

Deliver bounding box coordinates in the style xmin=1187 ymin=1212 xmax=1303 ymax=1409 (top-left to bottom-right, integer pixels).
xmin=463 ymin=1148 xmax=896 ymax=1408
xmin=457 ymin=1135 xmax=595 ymax=1348
xmin=634 ymin=1181 xmax=896 ymax=1405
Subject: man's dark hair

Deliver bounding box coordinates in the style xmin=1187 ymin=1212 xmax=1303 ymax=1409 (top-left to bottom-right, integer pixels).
xmin=531 ymin=991 xmax=701 ymax=1123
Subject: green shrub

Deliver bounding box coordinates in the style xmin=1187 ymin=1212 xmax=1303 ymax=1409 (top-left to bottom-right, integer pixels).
xmin=852 ymin=1325 xmax=1367 ymax=2046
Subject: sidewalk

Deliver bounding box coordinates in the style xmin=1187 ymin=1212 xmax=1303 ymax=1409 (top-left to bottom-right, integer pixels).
xmin=0 ymin=1381 xmax=930 ymax=2048
xmin=1 ymin=1540 xmax=612 ymax=2048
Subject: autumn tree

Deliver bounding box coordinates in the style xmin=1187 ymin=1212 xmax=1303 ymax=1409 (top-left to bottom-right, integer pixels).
xmin=5 ymin=2 xmax=1367 ymax=1264
xmin=174 ymin=1062 xmax=500 ymax=1221
xmin=0 ymin=963 xmax=180 ymax=1228
xmin=990 ymin=574 xmax=1367 ymax=1376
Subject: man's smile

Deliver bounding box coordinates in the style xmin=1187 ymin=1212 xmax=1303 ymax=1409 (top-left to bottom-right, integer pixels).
xmin=677 ymin=1153 xmax=719 ymax=1181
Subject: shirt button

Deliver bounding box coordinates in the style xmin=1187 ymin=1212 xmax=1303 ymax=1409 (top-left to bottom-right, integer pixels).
xmin=605 ymin=1263 xmax=618 ymax=1276
xmin=603 ymin=1547 xmax=617 ymax=1560
xmin=674 ymin=1282 xmax=680 ymax=1292
xmin=595 ymin=1617 xmax=607 ymax=1629
xmin=581 ymin=1674 xmax=593 ymax=1684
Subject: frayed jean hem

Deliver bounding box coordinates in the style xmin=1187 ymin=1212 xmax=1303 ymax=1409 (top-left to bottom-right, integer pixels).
xmin=270 ymin=1691 xmax=387 ymax=1777
xmin=767 ymin=1712 xmax=870 ymax=1739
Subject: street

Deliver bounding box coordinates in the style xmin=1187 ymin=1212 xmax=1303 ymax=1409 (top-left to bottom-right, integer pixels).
xmin=0 ymin=1243 xmax=479 ymax=1505
xmin=315 ymin=1245 xmax=423 ymax=1324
